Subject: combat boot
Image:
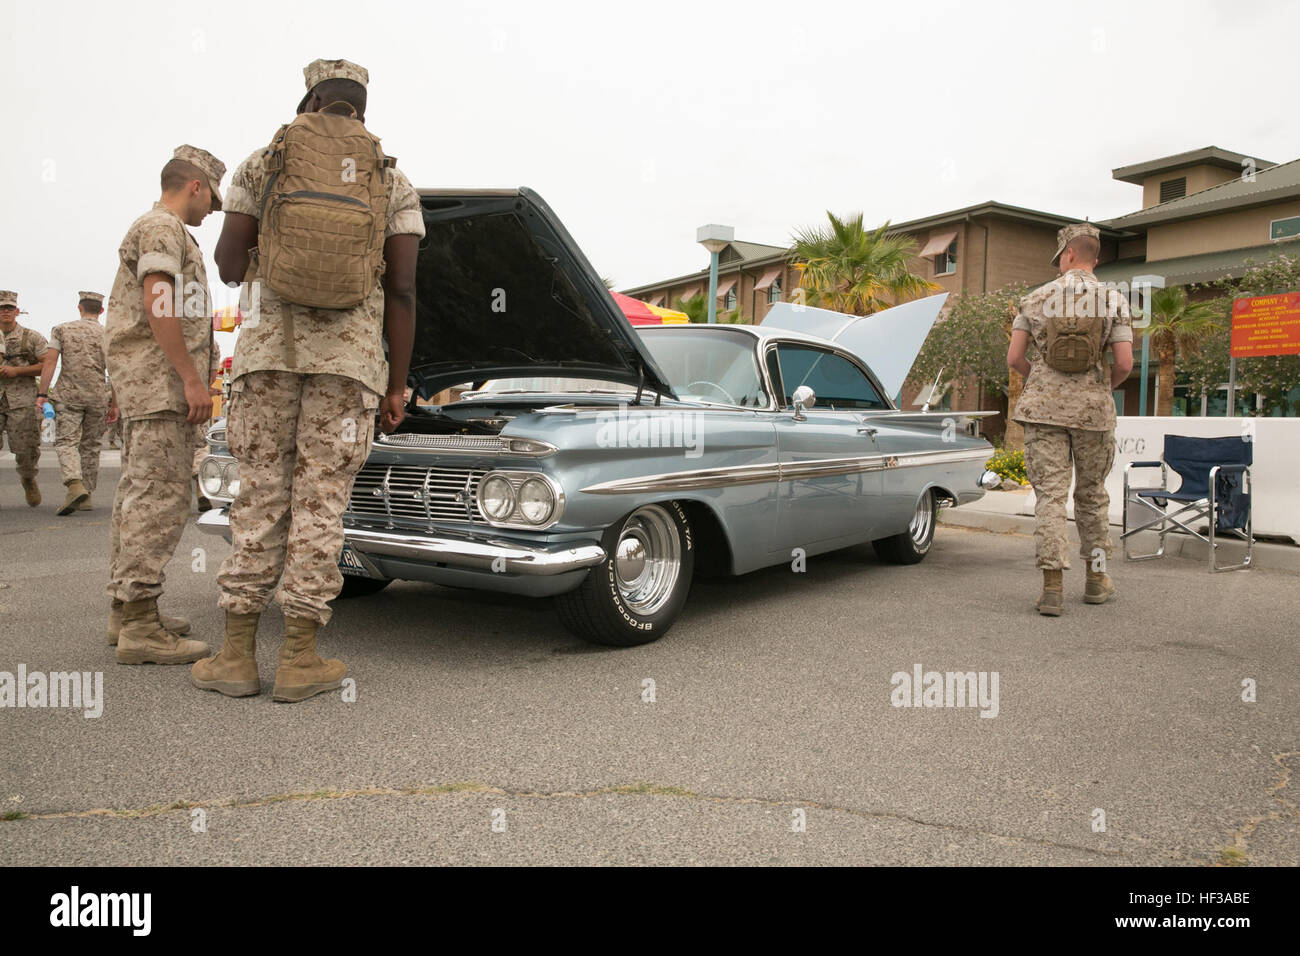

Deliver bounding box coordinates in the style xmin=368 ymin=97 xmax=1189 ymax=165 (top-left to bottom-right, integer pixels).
xmin=272 ymin=617 xmax=346 ymax=703
xmin=1084 ymin=570 xmax=1115 ymax=605
xmin=108 ymin=598 xmax=192 ymax=645
xmin=21 ymin=477 xmax=40 ymax=507
xmin=78 ymin=494 xmax=92 ymax=511
xmin=1035 ymin=569 xmax=1064 ymax=616
xmin=115 ymin=597 xmax=208 ymax=664
xmin=191 ymin=612 xmax=261 ymax=697
xmin=57 ymin=479 xmax=89 ymax=516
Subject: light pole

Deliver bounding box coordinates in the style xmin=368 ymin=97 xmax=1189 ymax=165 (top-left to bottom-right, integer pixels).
xmin=1132 ymin=274 xmax=1164 ymax=416
xmin=697 ymin=224 xmax=734 ymax=324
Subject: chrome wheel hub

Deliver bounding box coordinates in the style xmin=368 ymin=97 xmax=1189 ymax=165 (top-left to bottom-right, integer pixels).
xmin=613 ymin=505 xmax=681 ymax=615
xmin=909 ymin=491 xmax=933 ymax=547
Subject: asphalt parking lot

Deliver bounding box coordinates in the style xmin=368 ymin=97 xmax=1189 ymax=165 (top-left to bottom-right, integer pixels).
xmin=2 ymin=461 xmax=1297 ymax=866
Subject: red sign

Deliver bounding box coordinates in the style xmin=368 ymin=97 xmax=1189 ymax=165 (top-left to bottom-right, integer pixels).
xmin=1231 ymin=292 xmax=1300 ymax=358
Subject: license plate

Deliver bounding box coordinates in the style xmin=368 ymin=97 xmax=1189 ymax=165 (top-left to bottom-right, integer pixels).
xmin=338 ymin=543 xmax=372 ymax=577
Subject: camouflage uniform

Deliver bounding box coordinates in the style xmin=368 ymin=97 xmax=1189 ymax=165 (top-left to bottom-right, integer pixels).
xmin=47 ymin=293 xmax=111 ymax=493
xmin=0 ymin=308 xmax=48 ymax=487
xmin=106 ymin=192 xmax=219 ymax=603
xmin=216 ymin=72 xmax=425 ymax=626
xmin=1013 ymin=243 xmax=1133 ymax=570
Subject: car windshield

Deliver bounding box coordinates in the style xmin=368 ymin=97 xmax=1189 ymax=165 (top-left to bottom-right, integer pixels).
xmin=638 ymin=329 xmax=767 ymax=407
xmin=460 ymin=330 xmax=768 ymax=408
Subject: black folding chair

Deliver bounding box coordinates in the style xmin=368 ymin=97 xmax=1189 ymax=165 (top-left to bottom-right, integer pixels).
xmin=1121 ymin=434 xmax=1253 ymax=572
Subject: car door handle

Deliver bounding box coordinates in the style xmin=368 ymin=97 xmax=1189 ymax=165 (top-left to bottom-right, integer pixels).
xmin=857 ymin=426 xmax=878 ymax=437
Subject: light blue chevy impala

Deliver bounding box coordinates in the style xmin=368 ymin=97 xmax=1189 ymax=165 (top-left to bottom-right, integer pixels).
xmin=199 ymin=188 xmax=998 ymax=646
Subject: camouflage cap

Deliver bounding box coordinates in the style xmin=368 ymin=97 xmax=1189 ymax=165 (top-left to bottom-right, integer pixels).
xmin=77 ymin=290 xmax=105 ymax=306
xmin=0 ymin=290 xmax=16 ymax=308
xmin=1052 ymin=222 xmax=1101 ymax=266
xmin=172 ymin=144 xmax=226 ymax=212
xmin=298 ymin=58 xmax=369 ymax=112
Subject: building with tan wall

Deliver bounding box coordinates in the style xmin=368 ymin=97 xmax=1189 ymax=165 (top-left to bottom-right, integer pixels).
xmin=1098 ymin=146 xmax=1300 ymax=416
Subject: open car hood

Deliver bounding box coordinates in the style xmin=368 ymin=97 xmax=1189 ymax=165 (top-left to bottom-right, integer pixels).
xmin=760 ymin=293 xmax=948 ymax=399
xmin=407 ymin=188 xmax=676 ymax=400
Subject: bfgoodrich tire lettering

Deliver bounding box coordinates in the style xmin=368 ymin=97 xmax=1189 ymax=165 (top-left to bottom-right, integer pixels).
xmin=555 ymin=502 xmax=694 ymax=647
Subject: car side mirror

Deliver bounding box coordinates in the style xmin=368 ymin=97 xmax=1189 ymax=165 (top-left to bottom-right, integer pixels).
xmin=792 ymin=385 xmax=815 ymax=421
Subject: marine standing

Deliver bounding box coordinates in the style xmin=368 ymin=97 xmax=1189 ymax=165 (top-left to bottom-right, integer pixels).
xmin=198 ymin=58 xmax=421 ymax=701
xmin=36 ymin=291 xmax=117 ymax=514
xmin=1007 ymin=223 xmax=1134 ymax=615
xmin=105 ymin=145 xmax=225 ymax=662
xmin=0 ymin=291 xmax=49 ymax=507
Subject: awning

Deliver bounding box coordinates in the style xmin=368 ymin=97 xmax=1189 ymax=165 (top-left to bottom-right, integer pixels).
xmin=918 ymin=231 xmax=958 ymax=257
xmin=648 ymin=292 xmax=665 ymax=307
xmin=755 ymin=265 xmax=783 ymax=290
xmin=714 ymin=276 xmax=738 ymax=299
xmin=675 ymin=285 xmax=701 ymax=303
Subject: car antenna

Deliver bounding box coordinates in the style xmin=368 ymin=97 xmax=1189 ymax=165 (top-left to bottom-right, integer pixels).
xmin=921 ymin=367 xmax=943 ymax=414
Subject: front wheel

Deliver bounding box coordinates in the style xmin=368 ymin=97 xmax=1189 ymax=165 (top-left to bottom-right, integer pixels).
xmin=555 ymin=502 xmax=694 ymax=646
xmin=873 ymin=489 xmax=937 ymax=565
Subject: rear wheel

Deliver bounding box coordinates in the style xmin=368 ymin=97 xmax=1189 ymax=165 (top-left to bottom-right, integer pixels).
xmin=873 ymin=489 xmax=937 ymax=565
xmin=335 ymin=576 xmax=393 ymax=599
xmin=555 ymin=502 xmax=694 ymax=646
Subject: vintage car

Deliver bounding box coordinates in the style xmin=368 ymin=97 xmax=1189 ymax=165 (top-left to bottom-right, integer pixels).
xmin=198 ymin=188 xmax=999 ymax=646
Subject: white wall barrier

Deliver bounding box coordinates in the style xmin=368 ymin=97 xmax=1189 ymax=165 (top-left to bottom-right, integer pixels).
xmin=1010 ymin=417 xmax=1300 ymax=544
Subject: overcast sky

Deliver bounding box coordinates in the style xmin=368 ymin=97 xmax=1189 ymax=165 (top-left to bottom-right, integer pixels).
xmin=3 ymin=0 xmax=1296 ymax=350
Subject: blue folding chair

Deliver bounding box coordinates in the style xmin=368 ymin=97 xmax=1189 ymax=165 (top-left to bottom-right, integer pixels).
xmin=1121 ymin=434 xmax=1253 ymax=572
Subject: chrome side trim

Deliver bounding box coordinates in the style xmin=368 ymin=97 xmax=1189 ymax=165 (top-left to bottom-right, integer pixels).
xmin=579 ymin=447 xmax=989 ymax=495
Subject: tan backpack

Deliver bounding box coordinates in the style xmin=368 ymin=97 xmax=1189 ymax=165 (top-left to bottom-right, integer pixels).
xmin=1043 ymin=280 xmax=1107 ymax=374
xmin=257 ymin=105 xmax=393 ymax=309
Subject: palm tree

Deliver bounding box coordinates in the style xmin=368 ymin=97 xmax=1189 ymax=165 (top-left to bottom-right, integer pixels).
xmin=791 ymin=211 xmax=938 ymax=315
xmin=675 ymin=292 xmax=710 ymax=324
xmin=1146 ymin=287 xmax=1224 ymax=416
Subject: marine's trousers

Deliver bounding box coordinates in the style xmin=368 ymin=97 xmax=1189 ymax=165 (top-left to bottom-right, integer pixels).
xmin=217 ymin=371 xmax=377 ymax=626
xmin=0 ymin=400 xmax=41 ymax=481
xmin=1023 ymin=422 xmax=1115 ymax=570
xmin=107 ymin=414 xmax=199 ymax=602
xmin=53 ymin=401 xmax=108 ymax=490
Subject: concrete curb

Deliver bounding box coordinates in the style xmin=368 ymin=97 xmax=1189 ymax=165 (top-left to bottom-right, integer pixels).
xmin=939 ymin=506 xmax=1300 ymax=573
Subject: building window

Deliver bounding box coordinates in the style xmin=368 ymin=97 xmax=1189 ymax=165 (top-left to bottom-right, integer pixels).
xmin=934 ymin=240 xmax=957 ymax=276
xmin=768 ymin=277 xmax=782 ymax=304
xmin=1160 ymin=177 xmax=1187 ymax=203
xmin=724 ymin=288 xmax=737 ymax=310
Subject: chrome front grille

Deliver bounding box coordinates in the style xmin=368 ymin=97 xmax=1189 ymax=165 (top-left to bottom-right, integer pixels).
xmin=348 ymin=463 xmax=486 ymax=526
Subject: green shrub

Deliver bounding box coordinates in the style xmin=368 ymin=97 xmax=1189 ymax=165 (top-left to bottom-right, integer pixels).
xmin=985 ymin=448 xmax=1028 ymax=486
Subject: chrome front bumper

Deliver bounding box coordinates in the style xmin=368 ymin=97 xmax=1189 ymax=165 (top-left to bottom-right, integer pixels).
xmin=196 ymin=508 xmax=605 ymax=577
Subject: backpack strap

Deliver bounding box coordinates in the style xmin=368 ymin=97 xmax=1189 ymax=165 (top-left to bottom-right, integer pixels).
xmin=258 ymin=123 xmax=291 ymax=221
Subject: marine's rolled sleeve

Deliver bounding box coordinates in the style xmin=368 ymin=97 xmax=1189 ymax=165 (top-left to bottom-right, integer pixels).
xmin=222 ymin=153 xmax=264 ymax=220
xmin=385 ymin=169 xmax=426 ymax=239
xmin=134 ymin=218 xmax=187 ymax=281
xmin=47 ymin=327 xmax=64 ymax=354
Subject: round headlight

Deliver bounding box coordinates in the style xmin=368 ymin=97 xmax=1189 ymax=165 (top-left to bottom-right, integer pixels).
xmin=199 ymin=458 xmax=224 ymax=496
xmin=517 ymin=477 xmax=555 ymax=524
xmin=480 ymin=475 xmax=515 ymax=521
xmin=222 ymin=461 xmax=241 ymax=498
